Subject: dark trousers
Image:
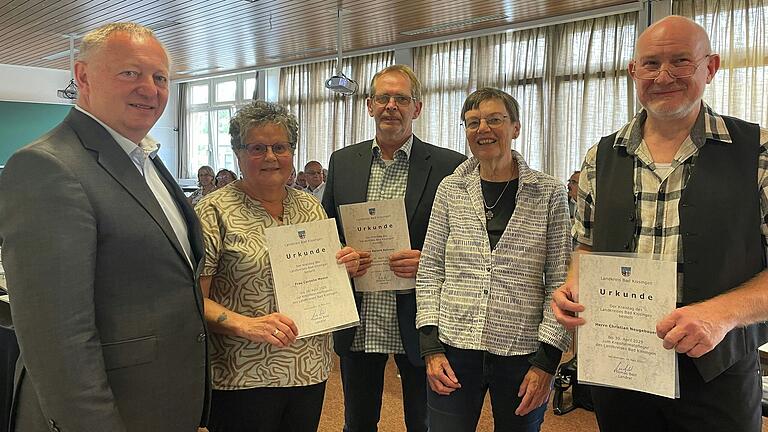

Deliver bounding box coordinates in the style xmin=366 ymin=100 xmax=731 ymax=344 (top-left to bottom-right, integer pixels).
xmin=591 ymin=352 xmax=762 ymax=432
xmin=427 ymin=346 xmax=545 ymax=432
xmin=0 ymin=330 xmax=18 ymax=432
xmin=207 ymin=381 xmax=326 ymax=432
xmin=340 ymin=351 xmax=428 ymax=432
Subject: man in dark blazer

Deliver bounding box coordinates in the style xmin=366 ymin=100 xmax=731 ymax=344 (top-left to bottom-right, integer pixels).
xmin=0 ymin=23 xmax=208 ymax=431
xmin=323 ymin=65 xmax=466 ymax=432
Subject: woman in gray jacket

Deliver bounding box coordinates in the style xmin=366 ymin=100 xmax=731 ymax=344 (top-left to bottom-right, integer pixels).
xmin=415 ymin=87 xmax=572 ymax=432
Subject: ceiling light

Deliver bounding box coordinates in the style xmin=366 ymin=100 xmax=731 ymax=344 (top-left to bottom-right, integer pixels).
xmin=176 ymin=66 xmax=224 ymax=75
xmin=401 ymin=14 xmax=508 ymax=36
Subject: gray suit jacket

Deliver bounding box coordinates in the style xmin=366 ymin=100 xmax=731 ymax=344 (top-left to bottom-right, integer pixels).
xmin=0 ymin=109 xmax=209 ymax=432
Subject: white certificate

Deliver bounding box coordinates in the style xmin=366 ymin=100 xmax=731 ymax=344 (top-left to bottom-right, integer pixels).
xmin=577 ymin=253 xmax=679 ymax=398
xmin=339 ymin=199 xmax=414 ymax=292
xmin=265 ymin=218 xmax=359 ymax=339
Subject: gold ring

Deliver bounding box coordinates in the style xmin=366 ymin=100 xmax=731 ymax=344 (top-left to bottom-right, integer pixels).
xmin=273 ymin=328 xmax=280 ymax=337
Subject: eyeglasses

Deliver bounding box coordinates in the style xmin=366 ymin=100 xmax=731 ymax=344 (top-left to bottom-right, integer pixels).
xmin=462 ymin=115 xmax=508 ymax=131
xmin=631 ymin=55 xmax=712 ymax=80
xmin=371 ymin=94 xmax=416 ymax=106
xmin=243 ymin=143 xmax=293 ymax=158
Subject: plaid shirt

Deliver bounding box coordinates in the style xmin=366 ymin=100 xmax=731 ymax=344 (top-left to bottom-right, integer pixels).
xmin=573 ymin=104 xmax=768 ymax=300
xmin=350 ymin=136 xmax=413 ymax=354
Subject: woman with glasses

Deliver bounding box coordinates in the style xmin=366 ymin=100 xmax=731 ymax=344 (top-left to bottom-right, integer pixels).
xmin=214 ymin=168 xmax=237 ymax=188
xmin=415 ymin=88 xmax=572 ymax=431
xmin=188 ymin=165 xmax=216 ymax=206
xmin=195 ymin=100 xmax=363 ymax=432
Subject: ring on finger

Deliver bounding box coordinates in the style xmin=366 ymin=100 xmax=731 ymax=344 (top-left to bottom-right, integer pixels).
xmin=273 ymin=328 xmax=280 ymax=337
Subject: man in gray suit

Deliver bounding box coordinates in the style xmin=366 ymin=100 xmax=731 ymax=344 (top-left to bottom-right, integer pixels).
xmin=0 ymin=23 xmax=208 ymax=431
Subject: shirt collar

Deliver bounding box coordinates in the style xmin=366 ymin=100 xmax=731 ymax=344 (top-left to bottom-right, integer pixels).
xmin=371 ymin=135 xmax=414 ymax=161
xmin=75 ymin=105 xmax=161 ymax=160
xmin=612 ymin=102 xmax=733 ymax=154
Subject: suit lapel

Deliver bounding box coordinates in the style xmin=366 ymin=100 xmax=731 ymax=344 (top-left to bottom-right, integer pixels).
xmin=347 ymin=141 xmax=374 ymax=204
xmin=152 ymin=157 xmax=205 ymax=266
xmin=404 ymin=136 xmax=432 ymax=225
xmin=65 ymin=109 xmax=190 ymax=268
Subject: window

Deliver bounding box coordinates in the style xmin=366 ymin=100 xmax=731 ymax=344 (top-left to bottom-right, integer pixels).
xmin=414 ymin=12 xmax=637 ymax=181
xmin=243 ymin=77 xmax=256 ymax=101
xmin=675 ymin=0 xmax=768 ymax=125
xmin=183 ymin=72 xmax=257 ymax=178
xmin=191 ymin=84 xmax=208 ymax=105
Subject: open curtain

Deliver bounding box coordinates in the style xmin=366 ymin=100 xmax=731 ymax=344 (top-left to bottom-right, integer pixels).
xmin=414 ymin=12 xmax=637 ymax=181
xmin=675 ymin=0 xmax=768 ymax=125
xmin=279 ymin=51 xmax=394 ymax=168
xmin=176 ymin=82 xmax=190 ymax=178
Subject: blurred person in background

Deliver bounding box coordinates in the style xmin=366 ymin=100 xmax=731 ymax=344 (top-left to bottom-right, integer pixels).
xmin=215 ymin=168 xmax=237 ymax=188
xmin=189 ymin=165 xmax=216 ymax=206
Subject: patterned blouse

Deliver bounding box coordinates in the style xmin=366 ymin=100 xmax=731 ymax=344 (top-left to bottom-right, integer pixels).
xmin=195 ymin=183 xmax=333 ymax=390
xmin=415 ymin=152 xmax=572 ymax=355
xmin=188 ymin=187 xmax=212 ymax=206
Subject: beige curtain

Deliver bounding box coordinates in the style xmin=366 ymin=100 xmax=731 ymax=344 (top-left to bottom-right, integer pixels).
xmin=279 ymin=51 xmax=394 ymax=168
xmin=675 ymin=0 xmax=768 ymax=125
xmin=176 ymin=82 xmax=190 ymax=178
xmin=414 ymin=12 xmax=638 ymax=181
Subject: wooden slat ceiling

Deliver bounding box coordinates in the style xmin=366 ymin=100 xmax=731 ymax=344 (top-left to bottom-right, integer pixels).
xmin=0 ymin=0 xmax=637 ymax=80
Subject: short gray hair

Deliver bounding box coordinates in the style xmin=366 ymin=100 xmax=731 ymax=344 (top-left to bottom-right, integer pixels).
xmin=461 ymin=87 xmax=521 ymax=124
xmin=229 ymin=101 xmax=299 ymax=153
xmin=78 ymin=22 xmax=168 ymax=63
xmin=369 ymin=65 xmax=423 ymax=100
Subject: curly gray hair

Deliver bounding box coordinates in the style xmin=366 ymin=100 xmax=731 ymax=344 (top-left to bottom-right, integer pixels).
xmin=229 ymin=101 xmax=299 ymax=153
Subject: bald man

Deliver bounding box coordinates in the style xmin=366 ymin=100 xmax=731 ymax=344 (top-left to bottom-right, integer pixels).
xmin=553 ymin=16 xmax=768 ymax=432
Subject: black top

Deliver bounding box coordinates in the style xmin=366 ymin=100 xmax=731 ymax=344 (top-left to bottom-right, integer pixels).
xmin=481 ymin=179 xmax=518 ymax=250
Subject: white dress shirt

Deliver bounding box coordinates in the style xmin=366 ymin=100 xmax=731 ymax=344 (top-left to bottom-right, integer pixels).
xmin=75 ymin=106 xmax=194 ymax=269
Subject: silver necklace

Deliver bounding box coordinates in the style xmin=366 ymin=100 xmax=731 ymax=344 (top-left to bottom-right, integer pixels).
xmin=482 ymin=179 xmax=512 ymax=220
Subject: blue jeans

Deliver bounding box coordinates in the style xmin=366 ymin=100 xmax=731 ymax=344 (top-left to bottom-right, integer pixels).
xmin=427 ymin=345 xmax=546 ymax=432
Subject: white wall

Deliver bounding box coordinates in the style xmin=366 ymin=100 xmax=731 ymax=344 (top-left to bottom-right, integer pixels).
xmin=151 ymin=86 xmax=179 ymax=178
xmin=0 ymin=64 xmax=74 ymax=104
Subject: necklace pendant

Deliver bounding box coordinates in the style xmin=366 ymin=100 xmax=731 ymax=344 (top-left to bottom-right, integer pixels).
xmin=485 ymin=209 xmax=494 ymax=220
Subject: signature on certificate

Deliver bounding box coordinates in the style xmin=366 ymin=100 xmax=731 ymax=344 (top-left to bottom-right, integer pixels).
xmin=613 ymin=360 xmax=635 ymax=378
xmin=311 ymin=306 xmax=330 ymax=322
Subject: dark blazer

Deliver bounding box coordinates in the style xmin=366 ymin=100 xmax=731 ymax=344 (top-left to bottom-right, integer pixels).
xmin=322 ymin=136 xmax=466 ymax=366
xmin=0 ymin=109 xmax=209 ymax=432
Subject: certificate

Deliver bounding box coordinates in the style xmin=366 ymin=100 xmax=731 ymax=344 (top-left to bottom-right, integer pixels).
xmin=264 ymin=218 xmax=359 ymax=339
xmin=338 ymin=199 xmax=413 ymax=292
xmin=577 ymin=253 xmax=679 ymax=398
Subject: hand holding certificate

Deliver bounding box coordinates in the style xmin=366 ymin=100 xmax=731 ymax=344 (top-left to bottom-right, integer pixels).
xmin=339 ymin=199 xmax=414 ymax=292
xmin=265 ymin=218 xmax=359 ymax=339
xmin=577 ymin=254 xmax=679 ymax=398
